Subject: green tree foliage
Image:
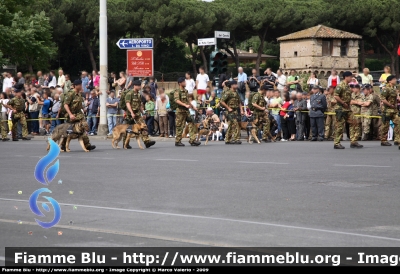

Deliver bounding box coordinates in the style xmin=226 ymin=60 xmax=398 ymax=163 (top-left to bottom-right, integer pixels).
xmin=0 ymin=5 xmax=57 ymax=72
xmin=2 ymin=0 xmax=400 ymax=76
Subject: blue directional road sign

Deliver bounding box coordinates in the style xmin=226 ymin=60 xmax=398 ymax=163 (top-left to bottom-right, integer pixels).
xmin=116 ymin=38 xmax=153 ymax=49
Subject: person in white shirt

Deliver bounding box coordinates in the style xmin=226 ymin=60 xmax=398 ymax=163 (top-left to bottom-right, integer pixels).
xmin=272 ymin=69 xmax=287 ymax=93
xmin=185 ymin=72 xmax=196 ymax=94
xmin=48 ymin=70 xmax=57 ymax=87
xmin=57 ymin=69 xmax=65 ymax=88
xmin=2 ymin=72 xmax=13 ymax=92
xmin=196 ymin=66 xmax=209 ymax=97
xmin=0 ymin=92 xmax=10 ymax=140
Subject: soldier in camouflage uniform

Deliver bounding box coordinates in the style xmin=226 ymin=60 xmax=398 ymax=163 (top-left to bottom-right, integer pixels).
xmin=0 ymin=93 xmax=10 ymax=141
xmin=370 ymin=91 xmax=381 ymax=140
xmin=360 ymin=84 xmax=373 ymax=141
xmin=3 ymin=85 xmax=30 ymax=141
xmin=333 ymin=71 xmax=363 ymax=149
xmin=220 ymin=80 xmax=243 ymax=145
xmin=349 ymin=83 xmax=363 ymax=144
xmin=124 ymin=80 xmax=155 ymax=149
xmin=59 ymin=86 xmax=74 ymax=121
xmin=324 ymin=86 xmax=336 ymax=140
xmin=251 ymin=85 xmax=271 ymax=142
xmin=63 ymin=80 xmax=95 ymax=151
xmin=379 ymin=75 xmax=400 ymax=148
xmin=174 ymin=77 xmax=200 ymax=147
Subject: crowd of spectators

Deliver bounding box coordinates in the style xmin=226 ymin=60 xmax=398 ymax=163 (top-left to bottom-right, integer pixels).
xmin=0 ymin=65 xmax=397 ymax=143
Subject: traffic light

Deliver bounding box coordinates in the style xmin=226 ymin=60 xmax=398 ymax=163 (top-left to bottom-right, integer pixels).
xmin=220 ymin=53 xmax=228 ymax=73
xmin=209 ymin=51 xmax=228 ymax=74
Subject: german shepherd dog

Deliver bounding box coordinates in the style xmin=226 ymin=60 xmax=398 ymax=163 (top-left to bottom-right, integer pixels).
xmin=195 ymin=118 xmax=216 ymax=145
xmin=111 ymin=123 xmax=148 ymax=149
xmin=47 ymin=120 xmax=90 ymax=152
xmin=239 ymin=116 xmax=260 ymax=144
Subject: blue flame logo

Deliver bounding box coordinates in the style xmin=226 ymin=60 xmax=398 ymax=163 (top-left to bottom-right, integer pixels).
xmin=29 ymin=138 xmax=62 ymax=228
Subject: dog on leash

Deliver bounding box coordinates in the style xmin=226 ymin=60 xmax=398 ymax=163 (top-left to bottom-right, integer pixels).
xmin=239 ymin=120 xmax=260 ymax=144
xmin=47 ymin=120 xmax=90 ymax=152
xmin=195 ymin=118 xmax=214 ymax=145
xmin=111 ymin=123 xmax=148 ymax=149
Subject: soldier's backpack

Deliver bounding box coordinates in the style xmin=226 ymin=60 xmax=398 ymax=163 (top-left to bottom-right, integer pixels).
xmin=248 ymin=91 xmax=257 ymax=111
xmin=168 ymin=89 xmax=179 ymax=110
xmin=119 ymin=89 xmax=130 ymax=111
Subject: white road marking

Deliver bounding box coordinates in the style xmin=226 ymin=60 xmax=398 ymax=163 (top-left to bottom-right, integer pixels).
xmin=0 ymin=256 xmax=5 ymax=261
xmin=238 ymin=161 xmax=289 ymax=165
xmin=1 ymin=198 xmax=400 ymax=243
xmin=334 ymin=164 xmax=391 ymax=168
xmin=78 ymin=157 xmax=114 ymax=160
xmin=155 ymin=159 xmax=198 ymax=162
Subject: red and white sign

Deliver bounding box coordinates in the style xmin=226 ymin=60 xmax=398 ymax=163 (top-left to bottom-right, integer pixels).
xmin=127 ymin=49 xmax=153 ymax=77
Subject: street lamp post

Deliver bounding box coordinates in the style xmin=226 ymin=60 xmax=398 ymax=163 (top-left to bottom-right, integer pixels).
xmin=97 ymin=0 xmax=108 ymax=135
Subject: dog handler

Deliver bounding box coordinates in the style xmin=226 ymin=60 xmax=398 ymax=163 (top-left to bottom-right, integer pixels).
xmin=63 ymin=79 xmax=96 ymax=151
xmin=124 ymin=80 xmax=156 ymax=149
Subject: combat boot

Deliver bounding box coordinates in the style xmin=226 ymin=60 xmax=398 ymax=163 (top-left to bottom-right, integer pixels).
xmin=394 ymin=141 xmax=399 ymax=145
xmin=22 ymin=137 xmax=31 ymax=141
xmin=175 ymin=142 xmax=185 ymax=147
xmin=2 ymin=138 xmax=9 ymax=141
xmin=145 ymin=141 xmax=156 ymax=148
xmin=190 ymin=141 xmax=201 ymax=146
xmin=334 ymin=144 xmax=345 ymax=149
xmin=262 ymin=139 xmax=271 ymax=143
xmin=87 ymin=145 xmax=96 ymax=151
xmin=234 ymin=140 xmax=242 ymax=144
xmin=381 ymin=142 xmax=392 ymax=146
xmin=350 ymin=142 xmax=363 ymax=148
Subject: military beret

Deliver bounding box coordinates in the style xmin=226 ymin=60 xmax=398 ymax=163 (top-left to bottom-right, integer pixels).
xmin=177 ymin=77 xmax=185 ymax=84
xmin=387 ymin=75 xmax=396 ymax=82
xmin=13 ymin=83 xmax=24 ymax=92
xmin=73 ymin=79 xmax=82 ymax=85
xmin=230 ymin=80 xmax=237 ymax=85
xmin=362 ymin=84 xmax=372 ymax=89
xmin=343 ymin=71 xmax=353 ymax=77
xmin=133 ymin=80 xmax=142 ymax=86
xmin=311 ymin=85 xmax=320 ymax=89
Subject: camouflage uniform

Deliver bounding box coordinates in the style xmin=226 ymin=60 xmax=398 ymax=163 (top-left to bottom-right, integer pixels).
xmin=124 ymin=90 xmax=151 ymax=145
xmin=59 ymin=89 xmax=73 ymax=118
xmin=324 ymin=94 xmax=336 ymax=139
xmin=251 ymin=92 xmax=270 ymax=140
xmin=64 ymin=90 xmax=92 ymax=149
xmin=370 ymin=93 xmax=381 ymax=139
xmin=350 ymin=92 xmax=362 ymax=140
xmin=1 ymin=104 xmax=8 ymax=139
xmin=334 ymin=81 xmax=358 ymax=145
xmin=8 ymin=97 xmax=28 ymax=139
xmin=380 ymin=85 xmax=400 ymax=144
xmin=221 ymin=89 xmax=241 ymax=142
xmin=174 ymin=88 xmax=197 ymax=143
xmin=360 ymin=93 xmax=373 ymax=137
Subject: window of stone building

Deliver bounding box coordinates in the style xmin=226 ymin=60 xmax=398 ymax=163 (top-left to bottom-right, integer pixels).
xmin=294 ymin=51 xmax=298 ymax=57
xmin=322 ymin=40 xmax=331 ymax=56
xmin=340 ymin=40 xmax=348 ymax=56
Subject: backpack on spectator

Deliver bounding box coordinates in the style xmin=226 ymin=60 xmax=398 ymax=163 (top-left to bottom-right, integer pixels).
xmin=48 ymin=99 xmax=54 ymax=112
xmin=168 ymin=89 xmax=179 ymax=110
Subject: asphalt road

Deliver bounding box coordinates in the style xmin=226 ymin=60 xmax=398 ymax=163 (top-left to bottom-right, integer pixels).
xmin=1 ymin=136 xmax=400 ymax=262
